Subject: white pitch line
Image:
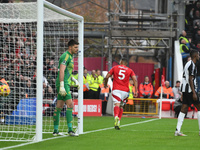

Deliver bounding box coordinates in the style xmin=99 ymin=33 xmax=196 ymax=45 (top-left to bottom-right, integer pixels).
xmin=0 ymin=135 xmax=68 ymax=150
xmin=130 ymin=129 xmax=198 ymax=133
xmin=0 ymin=118 xmax=158 ymax=150
xmin=83 ymin=118 xmax=159 ymax=134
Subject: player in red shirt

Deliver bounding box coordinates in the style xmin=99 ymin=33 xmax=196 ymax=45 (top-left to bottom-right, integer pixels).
xmin=104 ymin=58 xmax=138 ymax=130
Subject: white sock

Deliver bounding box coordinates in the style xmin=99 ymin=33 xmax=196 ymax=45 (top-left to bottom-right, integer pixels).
xmin=176 ymin=112 xmax=185 ymax=132
xmin=197 ymin=111 xmax=200 ymax=131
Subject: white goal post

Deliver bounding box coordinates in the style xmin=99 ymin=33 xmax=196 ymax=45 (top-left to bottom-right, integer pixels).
xmin=36 ymin=0 xmax=84 ymax=142
xmin=0 ymin=0 xmax=84 ymax=142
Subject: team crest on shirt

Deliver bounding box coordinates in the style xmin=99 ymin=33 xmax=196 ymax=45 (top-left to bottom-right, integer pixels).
xmin=62 ymin=60 xmax=66 ymax=64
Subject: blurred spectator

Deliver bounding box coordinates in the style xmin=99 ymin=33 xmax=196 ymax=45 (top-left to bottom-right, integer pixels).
xmin=154 ymin=81 xmax=174 ymax=99
xmin=127 ymin=79 xmax=136 ymax=105
xmin=180 ymin=39 xmax=191 ymax=62
xmin=139 ymin=76 xmax=153 ymax=112
xmin=47 ymin=66 xmax=58 ymax=90
xmin=179 ymin=30 xmax=196 ymax=53
xmin=193 ymin=29 xmax=200 ymax=45
xmin=190 ymin=2 xmax=200 ymax=20
xmin=88 ymin=70 xmax=100 ymax=99
xmin=83 ymin=68 xmax=90 ymax=99
xmin=44 ymin=58 xmax=50 ymax=71
xmin=15 ymin=72 xmax=25 ymax=97
xmin=139 ymin=76 xmax=153 ymax=98
xmin=25 ymin=79 xmax=34 ymax=98
xmin=179 ymin=30 xmax=190 ymax=45
xmin=43 ymin=76 xmax=54 ymax=99
xmin=96 ymin=69 xmax=103 ymax=99
xmin=71 ymin=71 xmax=78 ymax=98
xmin=96 ymin=69 xmax=103 ymax=85
xmin=47 ymin=59 xmax=55 ymax=71
xmin=194 ymin=10 xmax=200 ymax=20
xmin=99 ymin=79 xmax=111 ymax=115
xmin=173 ymin=81 xmax=182 ymax=118
xmin=185 ymin=17 xmax=190 ymax=31
xmin=196 ymin=41 xmax=200 ymax=52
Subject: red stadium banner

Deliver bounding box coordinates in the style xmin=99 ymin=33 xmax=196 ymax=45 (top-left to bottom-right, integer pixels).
xmin=73 ymin=99 xmax=102 ymax=116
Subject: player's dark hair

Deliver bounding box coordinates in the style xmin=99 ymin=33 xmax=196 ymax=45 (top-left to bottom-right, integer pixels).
xmin=176 ymin=80 xmax=180 ymax=84
xmin=68 ymin=39 xmax=79 ymax=47
xmin=120 ymin=58 xmax=128 ymax=64
xmin=190 ymin=49 xmax=198 ymax=58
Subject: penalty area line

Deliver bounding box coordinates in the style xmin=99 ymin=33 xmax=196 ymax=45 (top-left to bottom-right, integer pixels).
xmin=1 ymin=118 xmax=158 ymax=150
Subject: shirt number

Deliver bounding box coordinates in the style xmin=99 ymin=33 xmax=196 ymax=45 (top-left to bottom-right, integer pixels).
xmin=118 ymin=70 xmax=125 ymax=80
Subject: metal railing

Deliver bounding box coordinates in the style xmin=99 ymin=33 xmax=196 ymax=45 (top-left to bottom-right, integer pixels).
xmin=124 ymin=98 xmax=158 ymax=115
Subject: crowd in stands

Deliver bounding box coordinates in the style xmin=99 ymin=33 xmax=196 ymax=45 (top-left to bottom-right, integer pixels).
xmin=180 ymin=1 xmax=200 ymax=92
xmin=0 ymin=22 xmax=59 ymax=118
xmin=181 ymin=2 xmax=200 ymax=60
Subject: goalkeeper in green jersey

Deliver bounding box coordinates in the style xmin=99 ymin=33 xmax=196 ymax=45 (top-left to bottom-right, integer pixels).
xmin=53 ymin=39 xmax=80 ymax=136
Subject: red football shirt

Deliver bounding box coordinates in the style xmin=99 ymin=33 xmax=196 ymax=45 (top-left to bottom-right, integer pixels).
xmin=108 ymin=65 xmax=135 ymax=92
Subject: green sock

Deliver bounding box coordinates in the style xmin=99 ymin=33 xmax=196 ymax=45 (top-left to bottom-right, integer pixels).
xmin=53 ymin=107 xmax=62 ymax=133
xmin=66 ymin=108 xmax=73 ymax=132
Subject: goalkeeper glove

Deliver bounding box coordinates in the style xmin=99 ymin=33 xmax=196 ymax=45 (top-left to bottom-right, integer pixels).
xmin=59 ymin=81 xmax=66 ymax=96
xmin=72 ymin=77 xmax=80 ymax=89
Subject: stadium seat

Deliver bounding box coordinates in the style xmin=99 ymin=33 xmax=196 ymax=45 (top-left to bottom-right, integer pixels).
xmin=171 ymin=101 xmax=175 ymax=111
xmin=162 ymin=101 xmax=171 ymax=111
xmin=188 ymin=107 xmax=192 ymax=111
xmin=195 ymin=107 xmax=198 ymax=111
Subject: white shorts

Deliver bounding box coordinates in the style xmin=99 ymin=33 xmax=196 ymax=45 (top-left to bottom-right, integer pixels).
xmin=112 ymin=90 xmax=129 ymax=104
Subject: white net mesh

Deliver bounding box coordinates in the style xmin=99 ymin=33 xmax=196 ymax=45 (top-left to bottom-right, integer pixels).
xmin=0 ymin=2 xmax=80 ymax=141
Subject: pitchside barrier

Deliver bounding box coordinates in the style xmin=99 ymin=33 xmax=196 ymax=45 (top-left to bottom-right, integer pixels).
xmin=4 ymin=98 xmax=102 ymax=123
xmin=124 ymin=98 xmax=158 ymax=115
xmin=124 ymin=98 xmax=198 ymax=119
xmin=157 ymin=99 xmax=199 ymax=119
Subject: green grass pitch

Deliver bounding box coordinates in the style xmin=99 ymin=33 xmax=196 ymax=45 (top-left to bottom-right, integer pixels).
xmin=1 ymin=116 xmax=200 ymax=150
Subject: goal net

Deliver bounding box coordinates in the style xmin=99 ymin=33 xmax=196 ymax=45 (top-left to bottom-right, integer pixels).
xmin=0 ymin=1 xmax=83 ymax=141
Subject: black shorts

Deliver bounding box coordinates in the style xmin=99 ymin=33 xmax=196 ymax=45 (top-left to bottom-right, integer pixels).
xmin=182 ymin=92 xmax=200 ymax=105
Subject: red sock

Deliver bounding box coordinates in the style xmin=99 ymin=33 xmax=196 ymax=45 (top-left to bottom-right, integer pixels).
xmin=118 ymin=108 xmax=123 ymax=121
xmin=114 ymin=106 xmax=120 ymax=117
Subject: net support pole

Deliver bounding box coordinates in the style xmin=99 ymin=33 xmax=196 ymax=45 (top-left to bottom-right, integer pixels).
xmin=35 ymin=0 xmax=44 ymax=141
xmin=78 ymin=19 xmax=84 ymax=135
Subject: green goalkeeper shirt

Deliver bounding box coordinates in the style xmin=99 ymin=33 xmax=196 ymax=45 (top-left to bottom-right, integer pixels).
xmin=56 ymin=51 xmax=74 ymax=85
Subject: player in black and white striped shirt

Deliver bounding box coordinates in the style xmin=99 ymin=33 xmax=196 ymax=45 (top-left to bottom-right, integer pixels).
xmin=175 ymin=50 xmax=200 ymax=136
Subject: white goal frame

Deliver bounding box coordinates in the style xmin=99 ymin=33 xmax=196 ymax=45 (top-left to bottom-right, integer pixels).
xmin=36 ymin=0 xmax=84 ymax=142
